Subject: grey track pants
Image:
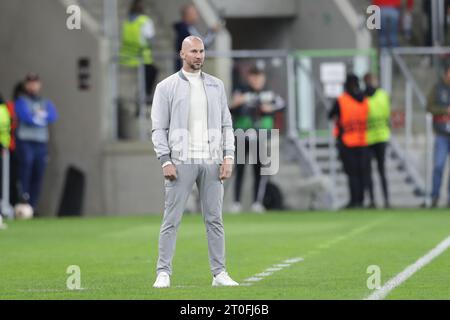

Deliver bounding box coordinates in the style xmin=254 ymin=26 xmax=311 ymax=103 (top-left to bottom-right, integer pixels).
xmin=156 ymin=162 xmax=225 ymax=276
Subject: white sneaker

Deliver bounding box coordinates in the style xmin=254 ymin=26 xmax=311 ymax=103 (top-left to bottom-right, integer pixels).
xmin=229 ymin=202 xmax=242 ymax=214
xmin=153 ymin=272 xmax=170 ymax=288
xmin=251 ymin=202 xmax=265 ymax=213
xmin=0 ymin=216 xmax=6 ymax=230
xmin=212 ymin=271 xmax=239 ymax=287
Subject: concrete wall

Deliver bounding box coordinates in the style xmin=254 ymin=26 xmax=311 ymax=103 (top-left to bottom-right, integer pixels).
xmin=0 ymin=0 xmax=110 ymax=216
xmin=292 ymin=0 xmax=356 ymax=50
xmin=226 ymin=18 xmax=295 ymax=50
xmin=211 ymin=0 xmax=297 ymax=18
xmin=223 ymin=0 xmax=357 ymax=50
xmin=102 ymin=142 xmax=164 ymax=215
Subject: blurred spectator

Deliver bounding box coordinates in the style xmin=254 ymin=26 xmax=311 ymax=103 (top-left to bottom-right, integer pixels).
xmin=364 ymin=73 xmax=391 ymax=209
xmin=0 ymin=93 xmax=11 ymax=150
xmin=426 ymin=63 xmax=450 ymax=208
xmin=0 ymin=93 xmax=12 ymax=216
xmin=329 ymin=74 xmax=371 ymax=209
xmin=120 ymin=0 xmax=158 ymax=103
xmin=4 ymin=82 xmax=24 ymax=206
xmin=174 ymin=3 xmax=220 ymax=71
xmin=373 ymin=0 xmax=414 ymax=47
xmin=423 ymin=0 xmax=433 ymax=47
xmin=229 ymin=67 xmax=285 ymax=213
xmin=402 ymin=5 xmax=413 ymax=41
xmin=423 ymin=0 xmax=450 ymax=47
xmin=15 ymin=73 xmax=58 ymax=211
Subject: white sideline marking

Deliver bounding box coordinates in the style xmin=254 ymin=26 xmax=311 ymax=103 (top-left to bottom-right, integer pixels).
xmin=266 ymin=267 xmax=282 ymax=272
xmin=284 ymin=258 xmax=304 ymax=264
xmin=245 ymin=277 xmax=263 ymax=282
xmin=18 ymin=288 xmax=87 ymax=293
xmin=366 ymin=236 xmax=450 ymax=300
xmin=274 ymin=263 xmax=290 ymax=267
xmin=304 ymin=218 xmax=390 ymax=259
xmin=240 ymin=219 xmax=387 ymax=288
xmin=242 ymin=257 xmax=304 ymax=286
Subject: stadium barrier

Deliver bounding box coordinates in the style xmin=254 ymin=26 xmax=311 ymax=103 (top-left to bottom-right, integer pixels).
xmin=381 ymin=47 xmax=450 ymax=207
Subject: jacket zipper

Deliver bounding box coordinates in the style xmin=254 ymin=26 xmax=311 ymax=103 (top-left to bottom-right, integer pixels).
xmin=201 ymin=77 xmax=211 ymax=157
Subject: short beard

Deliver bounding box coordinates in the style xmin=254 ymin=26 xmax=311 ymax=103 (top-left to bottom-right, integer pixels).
xmin=189 ymin=62 xmax=203 ymax=71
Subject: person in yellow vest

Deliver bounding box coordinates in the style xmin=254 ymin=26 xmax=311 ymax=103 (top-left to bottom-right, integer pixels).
xmin=0 ymin=95 xmax=11 ymax=150
xmin=328 ymin=74 xmax=371 ymax=209
xmin=120 ymin=0 xmax=158 ymax=103
xmin=364 ymin=73 xmax=391 ymax=209
xmin=0 ymin=93 xmax=11 ymax=219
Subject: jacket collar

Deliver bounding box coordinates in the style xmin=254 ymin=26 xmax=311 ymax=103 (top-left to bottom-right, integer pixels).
xmin=178 ymin=69 xmax=205 ymax=81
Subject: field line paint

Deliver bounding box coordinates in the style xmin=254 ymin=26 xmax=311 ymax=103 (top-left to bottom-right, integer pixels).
xmin=242 ymin=257 xmax=304 ymax=286
xmin=240 ymin=219 xmax=389 ymax=287
xmin=366 ymin=235 xmax=450 ymax=300
xmin=284 ymin=258 xmax=304 ymax=264
xmin=305 ymin=218 xmax=390 ymax=258
xmin=18 ymin=288 xmax=87 ymax=293
xmin=255 ymin=272 xmax=273 ymax=277
xmin=245 ymin=277 xmax=263 ymax=282
xmin=266 ymin=267 xmax=282 ymax=272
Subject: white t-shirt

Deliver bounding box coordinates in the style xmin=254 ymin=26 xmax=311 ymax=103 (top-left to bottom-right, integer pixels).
xmin=182 ymin=69 xmax=210 ymax=159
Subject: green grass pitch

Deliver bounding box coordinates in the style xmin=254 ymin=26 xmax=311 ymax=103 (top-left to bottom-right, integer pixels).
xmin=1 ymin=210 xmax=449 ymax=300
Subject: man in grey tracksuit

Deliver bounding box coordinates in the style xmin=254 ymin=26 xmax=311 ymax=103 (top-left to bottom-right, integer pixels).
xmin=151 ymin=36 xmax=238 ymax=288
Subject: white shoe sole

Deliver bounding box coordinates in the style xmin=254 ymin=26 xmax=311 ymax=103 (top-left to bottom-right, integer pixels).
xmin=153 ymin=281 xmax=170 ymax=288
xmin=153 ymin=275 xmax=170 ymax=288
xmin=212 ymin=279 xmax=239 ymax=287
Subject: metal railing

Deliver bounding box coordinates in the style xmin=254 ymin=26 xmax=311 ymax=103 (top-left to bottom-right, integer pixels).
xmin=380 ymin=47 xmax=450 ymax=207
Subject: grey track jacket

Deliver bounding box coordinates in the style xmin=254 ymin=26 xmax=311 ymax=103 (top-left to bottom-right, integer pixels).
xmin=151 ymin=70 xmax=235 ymax=165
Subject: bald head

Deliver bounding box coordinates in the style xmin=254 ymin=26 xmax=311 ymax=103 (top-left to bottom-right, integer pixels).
xmin=180 ymin=36 xmax=205 ymax=72
xmin=181 ymin=36 xmax=204 ymax=51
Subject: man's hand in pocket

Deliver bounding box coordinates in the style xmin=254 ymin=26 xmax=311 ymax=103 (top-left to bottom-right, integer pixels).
xmin=163 ymin=164 xmax=177 ymax=181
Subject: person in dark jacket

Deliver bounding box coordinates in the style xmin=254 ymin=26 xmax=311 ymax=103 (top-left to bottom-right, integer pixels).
xmin=427 ymin=63 xmax=450 ymax=208
xmin=15 ymin=73 xmax=58 ymax=210
xmin=173 ymin=3 xmax=220 ymax=71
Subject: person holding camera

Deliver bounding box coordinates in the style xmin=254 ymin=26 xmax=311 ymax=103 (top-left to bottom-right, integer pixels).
xmin=229 ymin=67 xmax=285 ymax=213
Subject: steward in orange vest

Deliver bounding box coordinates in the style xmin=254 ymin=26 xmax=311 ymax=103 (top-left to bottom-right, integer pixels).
xmin=331 ymin=93 xmax=369 ymax=147
xmin=328 ymin=74 xmax=371 ymax=209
